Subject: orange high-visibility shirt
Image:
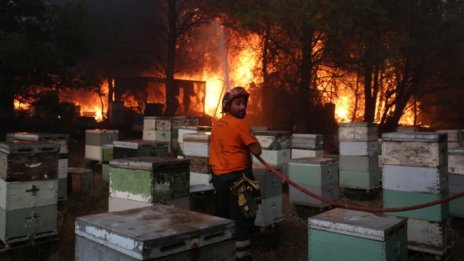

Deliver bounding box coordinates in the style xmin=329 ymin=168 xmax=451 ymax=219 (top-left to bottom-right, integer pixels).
xmin=209 ymin=114 xmax=258 ymax=175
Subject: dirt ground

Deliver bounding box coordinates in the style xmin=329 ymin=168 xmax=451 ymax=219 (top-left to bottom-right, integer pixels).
xmin=2 ymin=135 xmax=464 ymax=260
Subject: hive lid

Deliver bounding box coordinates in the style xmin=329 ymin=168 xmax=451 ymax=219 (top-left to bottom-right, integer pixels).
xmin=10 ymin=132 xmax=69 ymax=141
xmin=339 ymin=122 xmax=378 ymax=128
xmin=308 ymin=208 xmax=406 ymax=241
xmin=75 ymin=204 xmax=234 ymax=260
xmin=109 ymin=157 xmax=189 ymax=170
xmin=0 ymin=141 xmax=59 ymax=154
xmin=381 ymin=132 xmax=446 ymax=142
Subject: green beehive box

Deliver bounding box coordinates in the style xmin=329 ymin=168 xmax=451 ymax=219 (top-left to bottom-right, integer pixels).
xmin=383 ymin=189 xmax=449 ymax=222
xmin=340 ymin=169 xmax=381 ymax=190
xmin=308 ymin=208 xmax=407 ymax=261
xmin=101 ymin=144 xmax=113 ymax=162
xmin=109 ymin=157 xmax=190 ymax=203
xmin=288 ymin=157 xmax=339 ymax=186
xmin=0 ymin=204 xmax=57 ymax=245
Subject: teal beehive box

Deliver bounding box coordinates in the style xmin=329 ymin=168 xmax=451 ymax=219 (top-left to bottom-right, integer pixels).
xmin=109 ymin=157 xmax=190 ymax=203
xmin=308 ymin=208 xmax=408 ymax=261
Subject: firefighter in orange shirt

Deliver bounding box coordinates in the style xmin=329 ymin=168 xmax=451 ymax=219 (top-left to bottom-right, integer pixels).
xmin=209 ymin=86 xmax=262 ymax=261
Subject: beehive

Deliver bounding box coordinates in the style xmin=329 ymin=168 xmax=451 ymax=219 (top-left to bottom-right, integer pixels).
xmin=253 ymin=130 xmax=291 ymax=150
xmin=0 ymin=141 xmax=59 ymax=181
xmin=75 ymin=205 xmax=235 ymax=260
xmin=109 ymin=157 xmax=190 ymax=203
xmin=288 ymin=157 xmax=339 ymax=207
xmin=85 ymin=129 xmax=119 ymax=161
xmin=308 ymin=208 xmax=407 ymax=261
xmin=183 ymin=133 xmax=210 ymax=157
xmin=338 ymin=122 xmax=378 ymax=142
xmin=291 ymin=133 xmax=324 ymax=150
xmin=113 ymin=140 xmax=169 ymax=159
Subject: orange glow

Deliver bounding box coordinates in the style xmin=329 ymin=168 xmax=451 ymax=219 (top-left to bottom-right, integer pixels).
xmin=14 ymin=99 xmax=31 ymax=111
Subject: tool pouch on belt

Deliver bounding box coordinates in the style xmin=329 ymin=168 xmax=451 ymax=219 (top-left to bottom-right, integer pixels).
xmin=230 ymin=174 xmax=262 ymax=218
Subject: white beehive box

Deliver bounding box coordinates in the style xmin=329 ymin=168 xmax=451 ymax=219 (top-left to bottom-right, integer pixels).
xmin=252 ymin=149 xmax=291 ymax=166
xmin=291 ymin=148 xmax=323 ymax=159
xmin=255 ymin=195 xmax=283 ymax=227
xmin=338 ymin=122 xmax=378 ymax=142
xmin=382 ymin=165 xmax=447 ymax=194
xmin=75 ymin=205 xmax=235 ymax=260
xmin=85 ymin=129 xmax=119 ymax=161
xmin=407 ymin=218 xmax=449 ymax=256
xmin=143 ymin=116 xmax=171 ymax=131
xmin=253 ymin=130 xmax=291 ymax=150
xmin=380 ymin=132 xmax=447 ymax=168
xmin=142 ymin=130 xmax=171 ymax=142
xmin=308 ymin=208 xmax=407 ymax=261
xmin=339 ymin=141 xmax=379 ymax=156
xmin=108 ymin=196 xmax=190 ymax=212
xmin=436 ymin=129 xmax=463 ymax=148
xmin=291 ymin=133 xmax=324 ymax=150
xmin=6 ymin=132 xmax=69 ymax=154
xmin=183 ymin=133 xmax=210 ymax=157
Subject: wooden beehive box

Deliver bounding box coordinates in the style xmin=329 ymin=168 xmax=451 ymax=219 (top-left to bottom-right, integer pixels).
xmin=109 ymin=157 xmax=190 ymax=203
xmin=75 ymin=205 xmax=235 ymax=260
xmin=183 ymin=133 xmax=210 ymax=157
xmin=253 ymin=130 xmax=291 ymax=150
xmin=291 ymin=133 xmax=324 ymax=150
xmin=113 ymin=140 xmax=169 ymax=159
xmin=308 ymin=208 xmax=407 ymax=261
xmin=288 ymin=157 xmax=339 ymax=207
xmin=143 ymin=116 xmax=171 ymax=131
xmin=0 ymin=141 xmax=59 ymax=181
xmin=338 ymin=122 xmax=378 ymax=142
xmin=85 ymin=129 xmax=119 ymax=161
xmin=448 ymin=147 xmax=464 ymax=175
xmin=6 ymin=132 xmax=69 ymax=154
xmin=380 ymin=132 xmax=447 ymax=168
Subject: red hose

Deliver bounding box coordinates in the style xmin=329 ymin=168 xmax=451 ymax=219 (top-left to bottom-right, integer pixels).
xmin=255 ymin=155 xmax=464 ymax=213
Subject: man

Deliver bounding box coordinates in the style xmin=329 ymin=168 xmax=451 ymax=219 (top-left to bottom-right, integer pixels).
xmin=209 ymin=86 xmax=262 ymax=261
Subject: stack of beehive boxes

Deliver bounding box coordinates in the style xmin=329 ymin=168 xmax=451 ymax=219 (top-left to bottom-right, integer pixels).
xmin=288 ymin=157 xmax=339 ymax=208
xmin=175 ymin=126 xmax=211 ymax=157
xmin=143 ymin=116 xmax=199 ymax=155
xmin=381 ymin=132 xmax=449 ymax=255
xmin=436 ymin=129 xmax=464 ymax=149
xmin=171 ymin=116 xmax=200 ymax=155
xmin=253 ymin=164 xmax=283 ymax=227
xmin=108 ymin=157 xmax=190 ymax=212
xmin=0 ymin=141 xmax=60 ymax=245
xmin=339 ymin=122 xmax=380 ymax=190
xmin=6 ymin=132 xmax=69 ymax=201
xmin=182 ymin=132 xmax=211 ymax=186
xmin=448 ymin=147 xmax=464 ymax=218
xmin=291 ymin=134 xmax=324 ymax=159
xmin=85 ymin=129 xmax=119 ymax=162
xmin=75 ymin=205 xmax=235 ymax=260
xmin=252 ymin=130 xmax=291 ymax=174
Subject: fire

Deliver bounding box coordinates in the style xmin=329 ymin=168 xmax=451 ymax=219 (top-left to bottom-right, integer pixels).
xmin=14 ymin=99 xmax=31 ymax=111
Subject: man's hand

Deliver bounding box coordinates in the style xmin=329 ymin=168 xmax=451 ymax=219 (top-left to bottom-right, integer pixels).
xmin=248 ymin=142 xmax=262 ymax=156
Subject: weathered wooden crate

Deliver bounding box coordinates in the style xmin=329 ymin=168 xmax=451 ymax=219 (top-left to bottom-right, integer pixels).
xmin=0 ymin=179 xmax=58 ymax=210
xmin=6 ymin=132 xmax=69 ymax=154
xmin=339 ymin=141 xmax=380 ymax=156
xmin=383 ymin=189 xmax=449 ymax=222
xmin=308 ymin=208 xmax=407 ymax=261
xmin=339 ymin=169 xmax=381 ymax=190
xmin=67 ymin=167 xmax=93 ymax=194
xmin=380 ymin=132 xmax=447 ymax=168
xmin=407 ymin=218 xmax=450 ymax=256
xmin=382 ymin=165 xmax=447 ymax=194
xmin=0 ymin=141 xmax=59 ymax=181
xmin=142 ymin=130 xmax=171 ymax=142
xmin=253 ymin=164 xmax=282 ymax=199
xmin=252 ymin=130 xmax=291 ymax=150
xmin=288 ymin=157 xmax=339 ymax=207
xmin=291 ymin=133 xmax=324 ymax=150
xmin=171 ymin=116 xmax=200 ymax=129
xmin=339 ymin=155 xmax=379 ymax=172
xmin=143 ymin=116 xmax=171 ymax=131
xmin=255 ymin=194 xmax=283 ymax=227
xmin=184 ymin=155 xmax=209 ymax=174
xmin=0 ymin=204 xmax=57 ymax=245
xmin=291 ymin=149 xmax=323 ymax=159
xmin=448 ymin=147 xmax=464 ymax=175
xmin=109 ymin=157 xmax=190 ymax=203
xmin=113 ymin=140 xmax=169 ymax=159
xmin=75 ymin=205 xmax=235 ymax=260
xmin=449 ymin=173 xmax=464 ymax=218
xmin=252 ymin=149 xmax=290 ymax=165
xmin=108 ymin=196 xmax=190 ymax=212
xmin=338 ymin=122 xmax=378 ymax=142
xmin=183 ymin=133 xmax=210 ymax=157
xmin=85 ymin=129 xmax=119 ymax=161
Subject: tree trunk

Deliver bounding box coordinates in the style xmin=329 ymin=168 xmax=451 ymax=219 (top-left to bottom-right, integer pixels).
xmin=165 ymin=0 xmax=178 ymax=116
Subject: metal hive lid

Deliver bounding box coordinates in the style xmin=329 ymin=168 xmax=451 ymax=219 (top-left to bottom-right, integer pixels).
xmin=381 ymin=132 xmax=446 ymax=142
xmin=308 ymin=208 xmax=406 ymax=241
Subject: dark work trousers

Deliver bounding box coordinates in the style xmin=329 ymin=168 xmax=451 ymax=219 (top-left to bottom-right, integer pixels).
xmin=211 ymin=171 xmax=255 ymax=260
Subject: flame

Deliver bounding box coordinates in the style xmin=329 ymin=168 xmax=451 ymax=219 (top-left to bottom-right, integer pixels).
xmin=14 ymin=99 xmax=31 ymax=111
